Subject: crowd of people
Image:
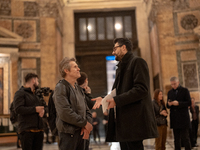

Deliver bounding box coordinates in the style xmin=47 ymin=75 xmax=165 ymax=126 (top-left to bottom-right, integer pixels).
xmin=11 ymin=38 xmax=199 ymax=150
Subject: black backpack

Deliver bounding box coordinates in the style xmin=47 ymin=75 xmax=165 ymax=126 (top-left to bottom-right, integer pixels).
xmin=47 ymin=80 xmax=71 ymax=136
xmin=47 ymin=91 xmax=58 ymax=136
xmin=10 ymin=102 xmax=18 ymax=127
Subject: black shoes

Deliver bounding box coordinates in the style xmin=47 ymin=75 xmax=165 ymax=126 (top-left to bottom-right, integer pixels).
xmin=46 ymin=141 xmax=51 ymax=144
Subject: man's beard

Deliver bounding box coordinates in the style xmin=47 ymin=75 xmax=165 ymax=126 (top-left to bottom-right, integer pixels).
xmin=115 ymin=53 xmax=124 ymax=61
xmin=33 ymin=83 xmax=39 ymax=90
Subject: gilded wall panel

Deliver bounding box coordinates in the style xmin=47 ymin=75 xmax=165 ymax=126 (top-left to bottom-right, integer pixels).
xmin=0 ymin=0 xmax=11 ymax=16
xmin=0 ymin=19 xmax=12 ymax=31
xmin=180 ymin=50 xmax=197 ymax=61
xmin=174 ymin=10 xmax=200 ymax=36
xmin=24 ymin=2 xmax=38 ymax=17
xmin=11 ymin=0 xmax=24 ymax=17
xmin=13 ymin=20 xmax=37 ymax=42
xmin=21 ymin=58 xmax=36 ymax=69
xmin=189 ymin=0 xmax=200 ymax=8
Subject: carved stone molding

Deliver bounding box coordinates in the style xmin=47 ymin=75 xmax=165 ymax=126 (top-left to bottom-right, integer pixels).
xmin=181 ymin=14 xmax=198 ymax=30
xmin=173 ymin=0 xmax=189 ymax=10
xmin=39 ymin=3 xmax=58 ymax=17
xmin=0 ymin=0 xmax=11 ymax=16
xmin=16 ymin=23 xmax=33 ymax=39
xmin=24 ymin=2 xmax=38 ymax=17
xmin=194 ymin=25 xmax=200 ymax=36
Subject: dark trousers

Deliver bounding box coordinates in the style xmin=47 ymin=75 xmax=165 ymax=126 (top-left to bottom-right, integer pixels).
xmin=59 ymin=130 xmax=85 ymax=150
xmin=120 ymin=140 xmax=144 ymax=150
xmin=191 ymin=120 xmax=198 ymax=145
xmin=19 ymin=131 xmax=44 ymax=150
xmin=173 ymin=128 xmax=191 ymax=150
xmin=93 ymin=128 xmax=100 ymax=142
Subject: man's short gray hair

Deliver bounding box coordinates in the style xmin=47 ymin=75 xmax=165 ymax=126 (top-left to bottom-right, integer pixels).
xmin=170 ymin=76 xmax=179 ymax=82
xmin=59 ymin=57 xmax=76 ymax=78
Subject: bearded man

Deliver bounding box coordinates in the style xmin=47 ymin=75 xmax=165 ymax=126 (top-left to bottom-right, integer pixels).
xmin=13 ymin=73 xmax=45 ymax=150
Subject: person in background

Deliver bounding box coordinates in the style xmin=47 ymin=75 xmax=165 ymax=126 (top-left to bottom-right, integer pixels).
xmin=152 ymin=89 xmax=168 ymax=150
xmin=167 ymin=76 xmax=191 ymax=150
xmin=92 ymin=112 xmax=101 ymax=143
xmin=13 ymin=73 xmax=45 ymax=150
xmin=77 ymin=72 xmax=95 ymax=110
xmin=102 ymin=110 xmax=108 ymax=144
xmin=43 ymin=118 xmax=51 ymax=144
xmin=77 ymin=72 xmax=95 ymax=150
xmin=190 ymin=97 xmax=199 ymax=147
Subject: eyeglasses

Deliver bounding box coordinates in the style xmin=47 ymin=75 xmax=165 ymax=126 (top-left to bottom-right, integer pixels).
xmin=113 ymin=45 xmax=123 ymax=52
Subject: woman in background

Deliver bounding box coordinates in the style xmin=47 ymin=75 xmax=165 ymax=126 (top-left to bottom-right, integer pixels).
xmin=153 ymin=89 xmax=168 ymax=150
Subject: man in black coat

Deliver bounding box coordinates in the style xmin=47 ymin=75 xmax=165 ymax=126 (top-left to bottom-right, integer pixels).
xmin=93 ymin=38 xmax=158 ymax=150
xmin=167 ymin=76 xmax=191 ymax=150
xmin=13 ymin=73 xmax=45 ymax=150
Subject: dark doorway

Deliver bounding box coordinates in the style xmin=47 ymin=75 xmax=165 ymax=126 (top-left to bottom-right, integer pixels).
xmin=75 ymin=10 xmax=139 ymax=97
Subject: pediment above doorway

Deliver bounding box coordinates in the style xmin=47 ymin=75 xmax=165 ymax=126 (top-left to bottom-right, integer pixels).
xmin=0 ymin=26 xmax=23 ymax=46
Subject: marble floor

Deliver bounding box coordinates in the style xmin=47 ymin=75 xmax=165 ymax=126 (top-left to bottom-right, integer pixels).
xmin=0 ymin=136 xmax=200 ymax=150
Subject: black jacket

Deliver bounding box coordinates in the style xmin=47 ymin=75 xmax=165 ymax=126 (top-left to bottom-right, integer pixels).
xmin=13 ymin=86 xmax=45 ymax=133
xmin=167 ymin=85 xmax=191 ymax=129
xmin=152 ymin=100 xmax=167 ymax=126
xmin=53 ymin=80 xmax=92 ymax=135
xmin=190 ymin=105 xmax=199 ymax=123
xmin=106 ymin=51 xmax=158 ymax=142
xmin=83 ymin=89 xmax=95 ymax=110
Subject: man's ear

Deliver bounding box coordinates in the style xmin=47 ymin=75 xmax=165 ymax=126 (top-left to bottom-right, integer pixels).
xmin=31 ymin=78 xmax=35 ymax=84
xmin=64 ymin=68 xmax=69 ymax=74
xmin=122 ymin=45 xmax=127 ymax=53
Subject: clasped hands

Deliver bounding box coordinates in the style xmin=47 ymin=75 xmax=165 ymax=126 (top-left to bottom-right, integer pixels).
xmin=168 ymin=100 xmax=179 ymax=106
xmin=81 ymin=121 xmax=93 ymax=139
xmin=91 ymin=97 xmax=116 ymax=109
xmin=160 ymin=110 xmax=168 ymax=116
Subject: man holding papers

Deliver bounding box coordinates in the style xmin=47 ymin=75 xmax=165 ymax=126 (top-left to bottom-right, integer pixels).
xmin=92 ymin=38 xmax=158 ymax=150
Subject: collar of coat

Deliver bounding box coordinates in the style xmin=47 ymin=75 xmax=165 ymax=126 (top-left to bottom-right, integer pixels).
xmin=117 ymin=51 xmax=134 ymax=67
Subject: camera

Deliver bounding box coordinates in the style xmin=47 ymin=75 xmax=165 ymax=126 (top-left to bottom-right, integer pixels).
xmin=35 ymin=87 xmax=52 ymax=100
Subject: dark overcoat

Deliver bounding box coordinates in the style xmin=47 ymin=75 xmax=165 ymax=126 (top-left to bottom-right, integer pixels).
xmin=106 ymin=51 xmax=158 ymax=142
xmin=167 ymin=86 xmax=191 ymax=129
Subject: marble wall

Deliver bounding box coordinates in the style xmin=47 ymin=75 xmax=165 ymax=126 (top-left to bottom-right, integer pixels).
xmin=0 ymin=0 xmax=63 ymax=114
xmin=148 ymin=0 xmax=200 ymax=101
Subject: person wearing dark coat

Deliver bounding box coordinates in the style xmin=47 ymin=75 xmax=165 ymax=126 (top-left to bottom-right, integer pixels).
xmin=13 ymin=73 xmax=46 ymax=150
xmin=167 ymin=76 xmax=191 ymax=150
xmin=53 ymin=57 xmax=93 ymax=150
xmin=92 ymin=38 xmax=158 ymax=150
xmin=77 ymin=72 xmax=95 ymax=150
xmin=77 ymin=72 xmax=95 ymax=110
xmin=190 ymin=97 xmax=199 ymax=147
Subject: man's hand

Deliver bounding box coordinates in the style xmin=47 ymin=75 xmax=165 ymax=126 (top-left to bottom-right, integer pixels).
xmin=81 ymin=128 xmax=90 ymax=139
xmin=39 ymin=109 xmax=45 ymax=117
xmin=168 ymin=101 xmax=172 ymax=106
xmin=85 ymin=86 xmax=91 ymax=94
xmin=93 ymin=122 xmax=98 ymax=125
xmin=107 ymin=98 xmax=116 ymax=110
xmin=36 ymin=106 xmax=44 ymax=117
xmin=85 ymin=122 xmax=93 ymax=132
xmin=172 ymin=100 xmax=179 ymax=106
xmin=92 ymin=97 xmax=102 ymax=109
xmin=36 ymin=106 xmax=44 ymax=113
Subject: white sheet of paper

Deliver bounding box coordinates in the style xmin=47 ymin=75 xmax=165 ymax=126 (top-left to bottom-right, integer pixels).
xmin=102 ymin=88 xmax=116 ymax=113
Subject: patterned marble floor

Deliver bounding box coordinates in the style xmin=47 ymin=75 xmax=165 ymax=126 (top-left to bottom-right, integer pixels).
xmin=0 ymin=136 xmax=200 ymax=150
